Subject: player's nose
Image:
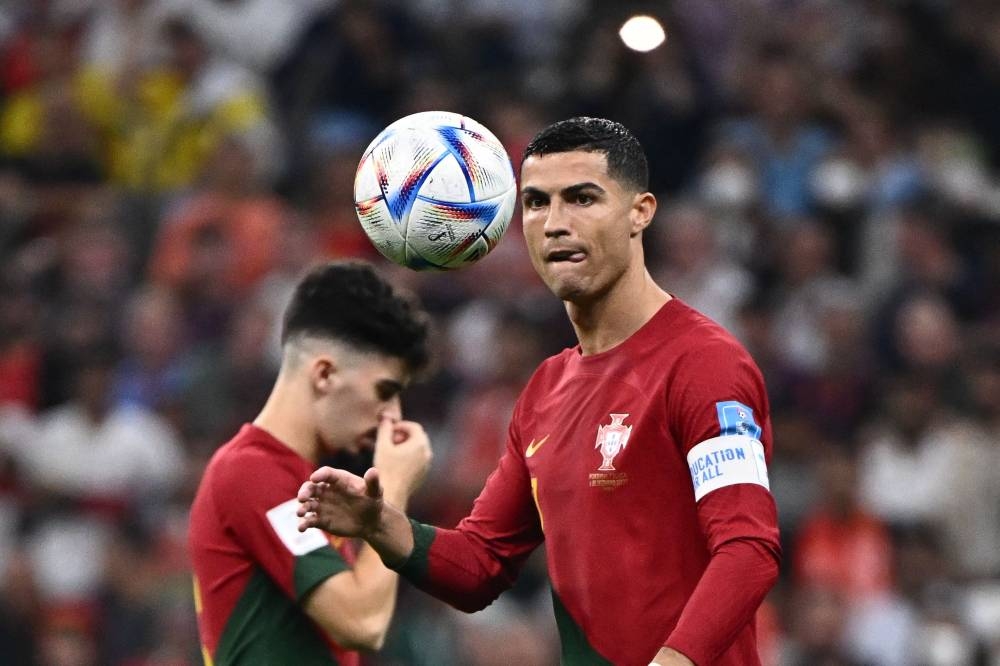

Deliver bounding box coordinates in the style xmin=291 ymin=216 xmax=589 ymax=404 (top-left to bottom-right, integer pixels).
xmin=543 ymin=200 xmax=572 ymax=237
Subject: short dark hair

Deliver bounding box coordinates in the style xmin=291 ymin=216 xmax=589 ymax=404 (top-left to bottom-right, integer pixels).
xmin=282 ymin=261 xmax=430 ymax=373
xmin=522 ymin=117 xmax=649 ymax=192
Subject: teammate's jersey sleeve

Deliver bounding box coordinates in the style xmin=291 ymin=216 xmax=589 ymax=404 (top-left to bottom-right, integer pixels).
xmin=212 ymin=449 xmax=350 ymax=601
xmin=396 ymin=404 xmax=544 ymax=613
xmin=663 ymin=336 xmax=781 ymax=663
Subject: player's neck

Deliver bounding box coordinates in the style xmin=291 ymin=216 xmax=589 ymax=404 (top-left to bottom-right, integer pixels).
xmin=567 ymin=267 xmax=670 ymax=356
xmin=253 ymin=383 xmax=321 ymax=463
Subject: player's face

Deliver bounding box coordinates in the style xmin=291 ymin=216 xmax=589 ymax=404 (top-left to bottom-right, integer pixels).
xmin=520 ymin=151 xmax=649 ymax=304
xmin=316 ymin=352 xmax=407 ymax=455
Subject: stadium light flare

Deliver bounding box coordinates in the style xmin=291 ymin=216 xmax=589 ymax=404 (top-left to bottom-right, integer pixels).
xmin=619 ymin=15 xmax=666 ymax=53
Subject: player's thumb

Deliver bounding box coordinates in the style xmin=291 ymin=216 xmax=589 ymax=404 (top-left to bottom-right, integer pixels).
xmin=363 ymin=467 xmax=382 ymax=499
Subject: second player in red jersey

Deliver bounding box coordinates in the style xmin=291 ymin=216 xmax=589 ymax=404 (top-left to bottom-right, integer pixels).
xmin=190 ymin=262 xmax=433 ymax=665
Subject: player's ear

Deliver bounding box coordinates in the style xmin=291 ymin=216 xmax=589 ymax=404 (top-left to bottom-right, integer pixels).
xmin=629 ymin=192 xmax=656 ymax=237
xmin=311 ymin=356 xmax=339 ymax=394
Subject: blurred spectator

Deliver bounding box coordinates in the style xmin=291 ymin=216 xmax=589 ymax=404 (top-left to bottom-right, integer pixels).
xmin=652 ymin=200 xmax=755 ymax=334
xmin=0 ymin=12 xmax=101 ymax=180
xmin=7 ymin=349 xmax=182 ymax=614
xmin=721 ymin=46 xmax=835 ymax=219
xmin=19 ymin=349 xmax=184 ymax=504
xmin=793 ymin=452 xmax=893 ymax=603
xmin=767 ymin=412 xmax=821 ymax=544
xmin=149 ymin=133 xmax=293 ymax=339
xmin=78 ymin=13 xmax=278 ymax=192
xmin=778 ymin=585 xmax=858 ymax=666
xmin=252 ymin=217 xmax=327 ymax=367
xmin=300 ymin=145 xmax=383 ymax=262
xmin=857 ymin=372 xmax=995 ymax=576
xmin=177 ymin=304 xmax=275 ymax=447
xmin=780 ymin=285 xmax=873 ymax=440
xmin=112 ymin=285 xmax=189 ymax=412
xmin=79 ymin=0 xmax=170 ymax=78
xmin=37 ymin=603 xmax=99 ymax=666
xmin=176 ymin=0 xmax=328 ymax=75
xmin=768 ymin=222 xmax=856 ymax=373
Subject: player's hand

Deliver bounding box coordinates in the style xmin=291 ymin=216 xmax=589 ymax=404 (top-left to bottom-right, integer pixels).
xmin=297 ymin=466 xmax=384 ymax=538
xmin=372 ymin=415 xmax=432 ymax=504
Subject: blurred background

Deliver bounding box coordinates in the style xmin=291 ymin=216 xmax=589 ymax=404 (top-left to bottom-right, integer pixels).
xmin=0 ymin=0 xmax=998 ymax=664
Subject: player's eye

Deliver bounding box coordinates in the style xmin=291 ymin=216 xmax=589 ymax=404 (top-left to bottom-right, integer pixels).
xmin=575 ymin=193 xmax=594 ymax=205
xmin=376 ymin=381 xmax=402 ymax=402
xmin=523 ymin=195 xmax=547 ymax=209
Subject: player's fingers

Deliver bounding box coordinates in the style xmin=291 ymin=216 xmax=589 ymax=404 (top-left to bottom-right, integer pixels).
xmin=374 ymin=414 xmax=397 ymax=448
xmin=390 ymin=420 xmax=427 ymax=446
xmin=296 ymin=498 xmax=318 ymax=517
xmin=297 ymin=481 xmax=317 ymax=502
xmin=309 ymin=466 xmax=339 ymax=484
xmin=297 ymin=513 xmax=317 ymax=532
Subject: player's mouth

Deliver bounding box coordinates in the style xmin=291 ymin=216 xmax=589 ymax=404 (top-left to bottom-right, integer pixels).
xmin=546 ymin=248 xmax=587 ymax=263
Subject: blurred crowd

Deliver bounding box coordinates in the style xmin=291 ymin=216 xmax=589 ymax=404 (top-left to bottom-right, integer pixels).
xmin=0 ymin=0 xmax=998 ymax=664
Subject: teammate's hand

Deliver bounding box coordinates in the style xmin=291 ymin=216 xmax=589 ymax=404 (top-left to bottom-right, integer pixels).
xmin=297 ymin=466 xmax=384 ymax=537
xmin=649 ymin=647 xmax=695 ymax=666
xmin=372 ymin=415 xmax=432 ymax=504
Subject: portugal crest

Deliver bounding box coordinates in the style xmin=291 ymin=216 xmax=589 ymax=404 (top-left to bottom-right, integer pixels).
xmin=595 ymin=413 xmax=632 ymax=471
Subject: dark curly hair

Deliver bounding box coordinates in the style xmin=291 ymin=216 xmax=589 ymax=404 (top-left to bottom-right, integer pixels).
xmin=282 ymin=261 xmax=430 ymax=373
xmin=522 ymin=117 xmax=649 ymax=193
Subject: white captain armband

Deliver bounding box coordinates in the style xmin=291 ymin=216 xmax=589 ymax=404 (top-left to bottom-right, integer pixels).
xmin=687 ymin=435 xmax=770 ymax=502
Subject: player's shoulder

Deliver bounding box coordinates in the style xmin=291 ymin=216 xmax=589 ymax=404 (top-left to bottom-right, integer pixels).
xmin=200 ymin=425 xmax=287 ymax=490
xmin=526 ymin=346 xmax=577 ymax=383
xmin=671 ymin=300 xmax=752 ymax=355
xmin=666 ymin=301 xmax=763 ymax=382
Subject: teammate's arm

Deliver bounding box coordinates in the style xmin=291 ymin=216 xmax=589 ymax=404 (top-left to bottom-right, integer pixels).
xmin=301 ymin=417 xmax=430 ymax=650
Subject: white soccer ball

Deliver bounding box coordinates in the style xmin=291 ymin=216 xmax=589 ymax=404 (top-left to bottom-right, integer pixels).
xmin=354 ymin=111 xmax=517 ymax=270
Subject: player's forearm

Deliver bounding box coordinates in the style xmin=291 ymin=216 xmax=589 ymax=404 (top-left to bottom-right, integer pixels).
xmin=363 ymin=499 xmax=415 ymax=568
xmin=392 ymin=522 xmax=524 ymax=613
xmin=345 ymin=543 xmax=401 ymax=646
xmin=305 ymin=543 xmax=403 ymax=651
xmin=664 ymin=537 xmax=779 ymax=665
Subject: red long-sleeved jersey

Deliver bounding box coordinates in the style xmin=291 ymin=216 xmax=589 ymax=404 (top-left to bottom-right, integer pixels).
xmin=398 ymin=300 xmax=780 ymax=665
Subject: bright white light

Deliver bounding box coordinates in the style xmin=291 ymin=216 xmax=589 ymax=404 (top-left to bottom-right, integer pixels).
xmin=619 ymin=15 xmax=666 ymax=52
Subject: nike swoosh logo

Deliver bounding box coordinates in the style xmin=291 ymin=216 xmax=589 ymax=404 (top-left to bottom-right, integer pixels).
xmin=525 ymin=435 xmax=550 ymax=458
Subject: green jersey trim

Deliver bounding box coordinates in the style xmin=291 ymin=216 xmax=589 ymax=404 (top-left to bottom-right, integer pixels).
xmin=294 ymin=545 xmax=349 ymax=600
xmin=395 ymin=519 xmax=437 ymax=581
xmin=213 ymin=567 xmax=339 ymax=666
xmin=552 ymin=589 xmax=614 ymax=665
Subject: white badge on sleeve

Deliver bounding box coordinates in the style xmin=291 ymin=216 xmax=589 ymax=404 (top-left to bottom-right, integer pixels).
xmin=267 ymin=498 xmax=329 ymax=556
xmin=687 ymin=434 xmax=770 ymax=502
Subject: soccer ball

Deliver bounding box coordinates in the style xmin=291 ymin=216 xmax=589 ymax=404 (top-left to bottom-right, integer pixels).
xmin=354 ymin=111 xmax=517 ymax=270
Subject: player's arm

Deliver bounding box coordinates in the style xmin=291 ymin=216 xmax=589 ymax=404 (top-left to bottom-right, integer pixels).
xmin=300 ymin=508 xmax=409 ymax=650
xmin=301 ymin=417 xmax=430 ymax=650
xmin=660 ymin=345 xmax=781 ymax=665
xmin=300 ymin=423 xmax=543 ymax=613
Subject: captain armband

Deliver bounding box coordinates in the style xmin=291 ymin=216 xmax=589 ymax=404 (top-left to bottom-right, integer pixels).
xmin=686 ymin=435 xmax=770 ymax=502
